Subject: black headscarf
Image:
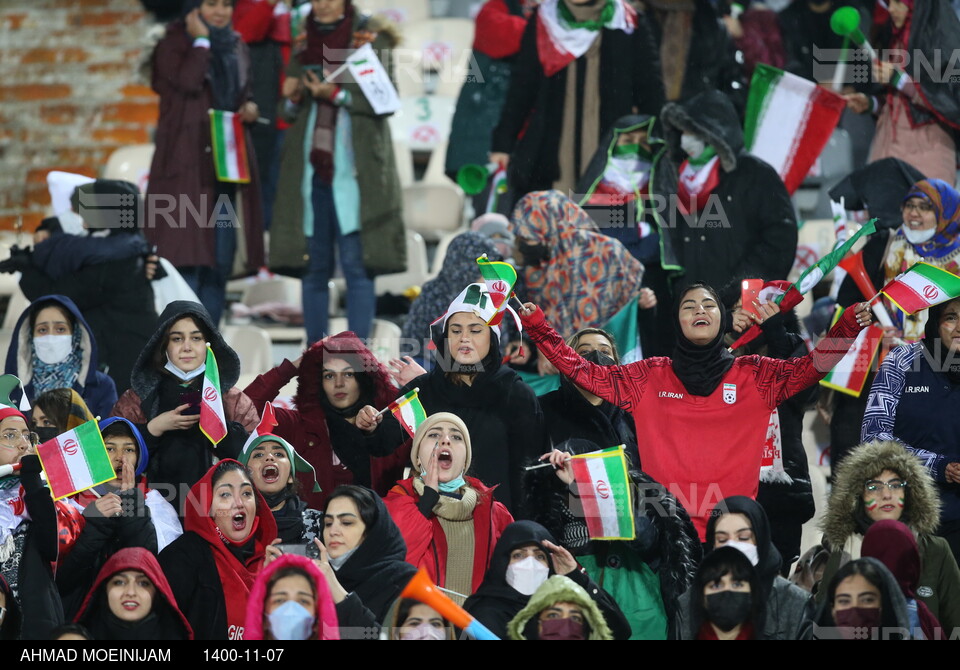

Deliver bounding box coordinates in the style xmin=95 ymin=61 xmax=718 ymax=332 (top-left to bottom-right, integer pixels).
xmin=922 ymin=299 xmax=960 ymax=384
xmin=671 ymin=283 xmax=735 ymax=396
xmin=705 ymin=496 xmax=781 ymax=606
xmin=181 ymin=0 xmax=241 ymax=112
xmin=329 ymin=487 xmax=417 ymax=624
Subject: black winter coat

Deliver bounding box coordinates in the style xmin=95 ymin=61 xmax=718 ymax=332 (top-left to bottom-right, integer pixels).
xmin=659 ymin=90 xmax=797 ymax=290
xmin=539 ymin=378 xmax=638 ymax=458
xmin=157 ymin=531 xmax=227 ymax=640
xmin=491 ymin=7 xmax=665 ymax=198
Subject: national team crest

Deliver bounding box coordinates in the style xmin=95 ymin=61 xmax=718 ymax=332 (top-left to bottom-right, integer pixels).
xmin=723 ymin=383 xmax=737 ymax=405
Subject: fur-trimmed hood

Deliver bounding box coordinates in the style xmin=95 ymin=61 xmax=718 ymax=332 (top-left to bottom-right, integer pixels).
xmin=507 ymin=575 xmax=612 ymax=640
xmin=822 ymin=440 xmax=941 ymax=548
xmin=660 ymin=89 xmax=743 ymax=173
xmin=292 ymin=331 xmax=396 ymax=418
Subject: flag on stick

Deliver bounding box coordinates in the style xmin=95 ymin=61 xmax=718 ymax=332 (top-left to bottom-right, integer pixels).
xmin=476 ymin=255 xmax=518 ymax=325
xmin=880 ymin=262 xmax=960 ymax=315
xmin=569 ymin=445 xmax=635 ymax=540
xmin=36 ymin=419 xmax=113 ymax=500
xmin=820 ymin=305 xmax=884 ymax=396
xmin=242 ymin=402 xmax=279 ymax=453
xmin=200 ymin=344 xmax=227 ymax=445
xmin=387 ymin=388 xmax=427 ymax=439
xmin=209 ymin=110 xmax=251 ymax=183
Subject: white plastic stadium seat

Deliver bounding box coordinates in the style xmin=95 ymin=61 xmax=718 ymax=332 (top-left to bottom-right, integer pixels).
xmin=375 ymin=230 xmax=430 ymax=295
xmin=103 ymin=144 xmax=155 ymax=192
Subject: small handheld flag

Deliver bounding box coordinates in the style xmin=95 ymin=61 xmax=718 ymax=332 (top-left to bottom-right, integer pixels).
xmin=242 ymin=402 xmax=279 ymax=453
xmin=569 ymin=446 xmax=635 ymax=541
xmin=209 ymin=110 xmax=251 ymax=183
xmin=880 ymin=262 xmax=960 ymax=315
xmin=200 ymin=344 xmax=228 ymax=445
xmin=384 ymin=388 xmax=427 ymax=439
xmin=820 ymin=306 xmax=884 ymax=396
xmin=35 ymin=419 xmax=114 ymax=500
xmin=476 ymin=254 xmax=518 ymax=326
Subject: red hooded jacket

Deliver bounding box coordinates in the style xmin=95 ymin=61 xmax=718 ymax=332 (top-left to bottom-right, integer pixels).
xmin=243 ymin=553 xmax=340 ymax=640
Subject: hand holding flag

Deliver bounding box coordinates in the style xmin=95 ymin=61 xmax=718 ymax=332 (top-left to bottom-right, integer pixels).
xmin=382 ymin=388 xmax=427 ymax=438
xmin=879 ymin=263 xmax=960 ymax=315
xmin=200 ymin=344 xmax=227 ymax=445
xmin=35 ymin=419 xmax=114 ymax=500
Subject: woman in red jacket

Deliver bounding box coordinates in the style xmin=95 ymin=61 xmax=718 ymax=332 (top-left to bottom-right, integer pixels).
xmin=384 ymin=412 xmax=513 ymax=602
xmin=520 ymin=283 xmax=873 ymax=539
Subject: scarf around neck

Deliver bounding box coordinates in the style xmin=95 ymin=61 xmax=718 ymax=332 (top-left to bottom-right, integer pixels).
xmin=31 ymin=328 xmax=83 ymax=394
xmin=206 ymin=23 xmax=241 ymax=112
xmin=535 ymin=0 xmax=635 ymax=76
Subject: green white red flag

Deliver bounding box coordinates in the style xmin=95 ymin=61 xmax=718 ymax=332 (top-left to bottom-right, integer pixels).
xmin=209 ymin=110 xmax=251 ymax=183
xmin=819 ymin=305 xmax=884 ymax=396
xmin=36 ymin=419 xmax=114 ymax=500
xmin=200 ymin=345 xmax=227 ymax=445
xmin=241 ymin=402 xmax=278 ymax=452
xmin=476 ymin=255 xmax=518 ymax=326
xmin=743 ymin=64 xmax=846 ymax=194
xmin=388 ymin=388 xmax=427 ymax=439
xmin=881 ymin=262 xmax=960 ymax=315
xmin=570 ymin=445 xmax=635 ymax=540
xmin=536 ymin=0 xmax=636 ymax=76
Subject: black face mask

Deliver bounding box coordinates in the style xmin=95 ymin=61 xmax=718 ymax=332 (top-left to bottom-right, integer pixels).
xmin=580 ymin=350 xmax=615 ymax=367
xmin=704 ymin=591 xmax=752 ymax=632
xmin=33 ymin=426 xmax=59 ymax=445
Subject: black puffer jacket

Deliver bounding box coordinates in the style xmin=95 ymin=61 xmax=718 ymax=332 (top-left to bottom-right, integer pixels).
xmin=659 ymin=90 xmax=798 ymax=291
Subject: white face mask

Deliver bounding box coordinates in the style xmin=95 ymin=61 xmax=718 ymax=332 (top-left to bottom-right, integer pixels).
xmin=266 ymin=600 xmax=315 ymax=641
xmin=902 ymin=225 xmax=937 ymax=245
xmin=725 ymin=540 xmax=760 ymax=567
xmin=34 ymin=334 xmax=73 ymax=365
xmin=681 ymin=133 xmax=707 ymax=158
xmin=164 ymin=357 xmax=205 ymax=381
xmin=505 ymin=555 xmax=550 ymax=596
xmin=400 ymin=622 xmax=447 ymax=640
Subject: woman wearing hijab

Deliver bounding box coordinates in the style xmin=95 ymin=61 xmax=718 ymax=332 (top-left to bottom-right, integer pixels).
xmin=507 ymin=574 xmax=614 ymax=640
xmin=511 ymin=191 xmax=646 ymax=343
xmin=400 ymin=232 xmax=501 ymax=365
xmin=844 ymin=0 xmax=960 ymax=184
xmin=158 ymin=460 xmax=278 ymax=640
xmin=272 ymin=0 xmax=404 ymax=343
xmin=863 ymin=519 xmax=944 ymax=639
xmin=357 ymin=284 xmax=549 ymax=514
xmin=145 ymin=0 xmax=265 ymax=326
xmin=518 ymin=282 xmax=874 ymax=538
xmin=679 ymin=546 xmax=765 ymax=640
xmin=4 ymin=295 xmax=116 ymax=418
xmin=74 ymin=547 xmax=193 ymax=641
xmin=384 ymin=413 xmax=514 ymax=601
xmin=244 ymin=554 xmax=339 ymax=641
xmin=244 ymin=331 xmax=408 ymax=509
xmin=463 ymin=520 xmax=631 ymax=640
xmin=863 ymin=298 xmax=960 ymax=567
xmin=813 ymin=557 xmax=912 ymax=639
xmin=674 ymin=496 xmax=813 ymax=639
xmin=489 ymin=0 xmax=663 ymax=199
xmin=817 ymin=440 xmax=960 ymax=632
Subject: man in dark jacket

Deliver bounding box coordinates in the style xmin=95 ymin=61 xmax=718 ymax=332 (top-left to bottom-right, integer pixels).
xmin=1 ymin=179 xmax=159 ymax=394
xmin=659 ymin=90 xmax=798 ymax=300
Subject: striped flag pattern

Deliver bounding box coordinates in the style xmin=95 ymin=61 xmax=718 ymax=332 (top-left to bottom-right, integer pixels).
xmin=535 ymin=0 xmax=635 ymax=76
xmin=569 ymin=445 xmax=635 ymax=540
xmin=744 ymin=64 xmax=847 ymax=194
xmin=200 ymin=345 xmax=228 ymax=445
xmin=209 ymin=110 xmax=251 ymax=183
xmin=36 ymin=420 xmax=114 ymax=500
xmin=881 ymin=262 xmax=960 ymax=315
xmin=241 ymin=402 xmax=278 ymax=453
xmin=388 ymin=388 xmax=427 ymax=438
xmin=820 ymin=309 xmax=884 ymax=396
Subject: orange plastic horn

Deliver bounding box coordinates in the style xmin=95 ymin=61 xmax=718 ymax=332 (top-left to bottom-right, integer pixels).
xmin=838 ymin=250 xmax=876 ymax=302
xmin=400 ymin=569 xmax=475 ymax=631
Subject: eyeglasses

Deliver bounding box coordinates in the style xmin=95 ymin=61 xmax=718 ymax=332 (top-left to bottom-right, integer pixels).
xmin=0 ymin=430 xmax=39 ymax=449
xmin=902 ymin=201 xmax=934 ymax=214
xmin=864 ymin=479 xmax=907 ymax=492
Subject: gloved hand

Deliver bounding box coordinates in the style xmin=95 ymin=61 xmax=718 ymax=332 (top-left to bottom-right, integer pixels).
xmin=19 ymin=454 xmax=42 ymax=476
xmin=0 ymin=246 xmax=32 ymax=274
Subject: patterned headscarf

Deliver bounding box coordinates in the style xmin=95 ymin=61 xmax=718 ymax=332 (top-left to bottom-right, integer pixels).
xmin=511 ymin=190 xmax=644 ymax=338
xmin=30 ymin=329 xmax=83 ymax=395
xmin=900 ymin=178 xmax=960 ymax=259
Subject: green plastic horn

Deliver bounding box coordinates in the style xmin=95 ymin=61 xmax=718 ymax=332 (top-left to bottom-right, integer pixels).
xmin=830 ymin=6 xmax=865 ymax=44
xmin=456 ymin=162 xmax=499 ymax=196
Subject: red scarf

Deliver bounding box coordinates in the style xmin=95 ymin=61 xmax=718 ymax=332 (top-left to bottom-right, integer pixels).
xmin=184 ymin=461 xmax=278 ymax=641
xmin=676 ymin=156 xmax=721 ymax=214
xmin=697 ymin=622 xmax=754 ymax=640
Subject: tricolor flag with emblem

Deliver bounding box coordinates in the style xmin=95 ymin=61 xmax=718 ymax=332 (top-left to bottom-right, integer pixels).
xmin=569 ymin=445 xmax=635 ymax=540
xmin=744 ymin=64 xmax=847 ymax=194
xmin=476 ymin=255 xmax=518 ymax=326
xmin=242 ymin=402 xmax=278 ymax=452
xmin=881 ymin=263 xmax=960 ymax=315
xmin=820 ymin=305 xmax=884 ymax=396
xmin=387 ymin=388 xmax=427 ymax=439
xmin=209 ymin=110 xmax=251 ymax=183
xmin=535 ymin=0 xmax=636 ymax=76
xmin=36 ymin=419 xmax=114 ymax=500
xmin=200 ymin=344 xmax=228 ymax=445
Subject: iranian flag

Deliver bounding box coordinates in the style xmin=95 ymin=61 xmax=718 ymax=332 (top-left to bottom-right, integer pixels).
xmin=476 ymin=255 xmax=518 ymax=325
xmin=209 ymin=110 xmax=251 ymax=184
xmin=36 ymin=419 xmax=114 ymax=500
xmin=387 ymin=388 xmax=427 ymax=438
xmin=200 ymin=345 xmax=227 ymax=445
xmin=881 ymin=263 xmax=960 ymax=315
xmin=536 ymin=0 xmax=635 ymax=76
xmin=570 ymin=446 xmax=635 ymax=540
xmin=820 ymin=317 xmax=884 ymax=397
xmin=603 ymin=299 xmax=642 ymax=364
xmin=744 ymin=64 xmax=846 ymax=194
xmin=241 ymin=402 xmax=278 ymax=453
